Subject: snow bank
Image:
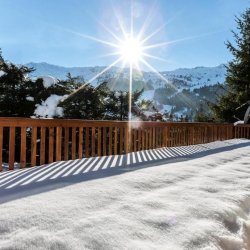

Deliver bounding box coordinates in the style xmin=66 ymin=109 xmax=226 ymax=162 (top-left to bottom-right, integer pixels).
xmin=34 ymin=94 xmax=66 ymax=118
xmin=1 ymin=139 xmax=250 ymax=249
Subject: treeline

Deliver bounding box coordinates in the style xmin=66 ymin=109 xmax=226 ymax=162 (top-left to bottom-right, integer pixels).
xmin=0 ymin=50 xmax=143 ymax=120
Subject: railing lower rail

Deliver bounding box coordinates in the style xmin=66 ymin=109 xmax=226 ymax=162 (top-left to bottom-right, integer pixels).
xmin=0 ymin=117 xmax=249 ymax=171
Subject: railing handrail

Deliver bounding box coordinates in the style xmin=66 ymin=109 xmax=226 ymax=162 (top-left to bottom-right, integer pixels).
xmin=0 ymin=117 xmax=235 ymax=127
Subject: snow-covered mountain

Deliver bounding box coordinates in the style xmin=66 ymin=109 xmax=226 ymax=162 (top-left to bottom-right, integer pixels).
xmin=26 ymin=62 xmax=227 ymax=118
xmin=26 ymin=62 xmax=120 ymax=86
xmin=26 ymin=62 xmax=226 ymax=90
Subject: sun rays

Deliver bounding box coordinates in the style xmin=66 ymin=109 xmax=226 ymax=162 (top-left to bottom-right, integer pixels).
xmin=69 ymin=2 xmax=175 ymax=109
xmin=118 ymin=37 xmax=143 ymax=64
xmin=61 ymin=1 xmax=220 ymax=121
xmin=62 ymin=1 xmax=174 ymax=106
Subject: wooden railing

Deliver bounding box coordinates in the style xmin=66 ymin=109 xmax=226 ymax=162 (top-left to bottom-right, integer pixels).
xmin=0 ymin=117 xmax=249 ymax=171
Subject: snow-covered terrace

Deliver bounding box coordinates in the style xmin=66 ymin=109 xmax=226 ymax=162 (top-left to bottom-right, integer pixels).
xmin=1 ymin=139 xmax=250 ymax=249
xmin=1 ymin=117 xmax=250 ymax=249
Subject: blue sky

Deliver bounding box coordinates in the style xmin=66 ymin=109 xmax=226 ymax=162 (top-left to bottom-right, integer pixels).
xmin=0 ymin=0 xmax=249 ymax=71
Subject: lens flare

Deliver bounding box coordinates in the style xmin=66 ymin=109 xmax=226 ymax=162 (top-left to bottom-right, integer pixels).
xmin=63 ymin=2 xmax=209 ymax=121
xmin=118 ymin=37 xmax=143 ymax=64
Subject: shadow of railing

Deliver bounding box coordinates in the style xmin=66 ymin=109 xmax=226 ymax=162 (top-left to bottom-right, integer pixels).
xmin=0 ymin=139 xmax=250 ymax=204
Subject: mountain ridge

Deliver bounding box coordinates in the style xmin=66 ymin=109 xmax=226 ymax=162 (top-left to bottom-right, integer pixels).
xmin=26 ymin=61 xmax=226 ymax=90
xmin=26 ymin=62 xmax=227 ymax=118
xmin=26 ymin=62 xmax=226 ymax=79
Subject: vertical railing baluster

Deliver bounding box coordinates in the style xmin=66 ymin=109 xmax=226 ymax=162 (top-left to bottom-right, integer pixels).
xmin=125 ymin=124 xmax=129 ymax=154
xmin=71 ymin=127 xmax=76 ymax=160
xmin=119 ymin=127 xmax=123 ymax=154
xmin=85 ymin=127 xmax=89 ymax=157
xmin=114 ymin=127 xmax=117 ymax=155
xmin=49 ymin=127 xmax=54 ymax=163
xmin=97 ymin=127 xmax=101 ymax=156
xmin=64 ymin=127 xmax=69 ymax=161
xmin=40 ymin=127 xmax=46 ymax=165
xmin=56 ymin=127 xmax=62 ymax=161
xmin=133 ymin=129 xmax=137 ymax=152
xmin=91 ymin=127 xmax=96 ymax=157
xmin=138 ymin=128 xmax=142 ymax=151
xmin=141 ymin=127 xmax=145 ymax=150
xmin=20 ymin=127 xmax=26 ymax=168
xmin=102 ymin=127 xmax=106 ymax=156
xmin=31 ymin=127 xmax=37 ymax=167
xmin=78 ymin=127 xmax=83 ymax=159
xmin=9 ymin=127 xmax=15 ymax=170
xmin=108 ymin=127 xmax=112 ymax=155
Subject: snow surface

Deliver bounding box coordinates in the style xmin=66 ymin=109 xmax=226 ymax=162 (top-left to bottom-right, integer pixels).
xmin=34 ymin=94 xmax=67 ymax=118
xmin=141 ymin=90 xmax=155 ymax=100
xmin=38 ymin=75 xmax=58 ymax=88
xmin=27 ymin=62 xmax=226 ymax=90
xmin=1 ymin=139 xmax=250 ymax=250
xmin=162 ymin=104 xmax=173 ymax=113
xmin=143 ymin=64 xmax=226 ymax=90
xmin=26 ymin=96 xmax=34 ymax=102
xmin=234 ymin=121 xmax=245 ymax=126
xmin=0 ymin=70 xmax=6 ymax=77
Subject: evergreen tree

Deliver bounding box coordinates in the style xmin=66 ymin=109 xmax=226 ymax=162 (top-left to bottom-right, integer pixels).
xmin=0 ymin=49 xmax=74 ymax=118
xmin=211 ymin=8 xmax=250 ymax=122
xmin=104 ymin=88 xmax=144 ymax=120
xmin=59 ymin=83 xmax=106 ymax=119
xmin=59 ymin=79 xmax=144 ymax=120
xmin=0 ymin=50 xmax=37 ymax=117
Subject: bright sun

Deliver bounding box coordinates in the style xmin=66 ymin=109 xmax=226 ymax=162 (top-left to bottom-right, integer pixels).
xmin=65 ymin=3 xmax=179 ymax=120
xmin=118 ymin=37 xmax=143 ymax=64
